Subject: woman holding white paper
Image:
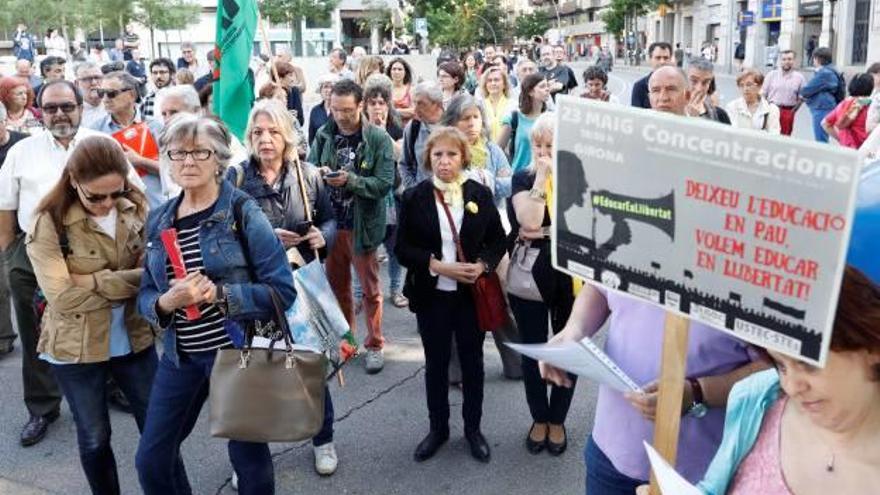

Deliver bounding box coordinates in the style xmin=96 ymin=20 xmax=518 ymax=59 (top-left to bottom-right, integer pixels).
xmin=507 ymin=112 xmax=578 ymax=455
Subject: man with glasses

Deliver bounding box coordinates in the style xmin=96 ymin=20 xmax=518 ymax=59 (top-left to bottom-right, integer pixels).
xmin=309 ymin=79 xmax=394 ymax=374
xmin=0 ymin=80 xmax=144 ymax=447
xmin=74 ymin=61 xmax=107 ymax=128
xmin=176 ymin=42 xmax=209 ymax=79
xmin=141 ymin=58 xmax=176 ymax=119
xmin=88 ymin=71 xmax=165 ymax=208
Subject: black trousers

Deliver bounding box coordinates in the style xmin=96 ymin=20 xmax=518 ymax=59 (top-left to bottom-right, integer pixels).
xmin=416 ymin=288 xmax=485 ymax=433
xmin=5 ymin=233 xmax=62 ymax=417
xmin=509 ymin=294 xmax=577 ymax=425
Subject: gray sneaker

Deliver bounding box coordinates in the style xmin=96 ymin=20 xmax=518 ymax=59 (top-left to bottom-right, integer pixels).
xmin=365 ymin=349 xmax=384 ymax=374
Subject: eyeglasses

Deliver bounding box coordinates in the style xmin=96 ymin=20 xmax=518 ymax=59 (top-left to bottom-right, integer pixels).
xmin=42 ymin=103 xmax=79 ymax=114
xmin=97 ymin=88 xmax=133 ymax=99
xmin=77 ymin=76 xmax=103 ymax=84
xmin=78 ymin=184 xmax=130 ymax=203
xmin=167 ymin=149 xmax=214 ymax=161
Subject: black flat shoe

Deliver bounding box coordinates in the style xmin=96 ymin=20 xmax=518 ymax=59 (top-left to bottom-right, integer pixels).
xmin=414 ymin=430 xmax=449 ymax=462
xmin=547 ymin=424 xmax=567 ymax=456
xmin=465 ymin=430 xmax=491 ymax=463
xmin=525 ymin=423 xmax=547 ymax=454
xmin=20 ymin=411 xmax=59 ymax=447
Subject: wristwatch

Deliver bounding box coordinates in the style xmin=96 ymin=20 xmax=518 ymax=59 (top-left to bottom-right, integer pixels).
xmin=529 ymin=187 xmax=547 ymax=200
xmin=686 ymin=377 xmax=708 ymax=418
xmin=215 ymin=284 xmax=230 ymax=315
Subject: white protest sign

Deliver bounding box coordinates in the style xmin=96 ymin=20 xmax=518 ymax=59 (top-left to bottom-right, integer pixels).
xmin=551 ymin=97 xmax=860 ymax=365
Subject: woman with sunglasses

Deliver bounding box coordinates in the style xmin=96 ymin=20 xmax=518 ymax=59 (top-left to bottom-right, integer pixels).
xmin=26 ymin=136 xmax=156 ymax=494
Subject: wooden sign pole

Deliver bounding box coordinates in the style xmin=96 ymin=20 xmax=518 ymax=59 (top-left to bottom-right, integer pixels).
xmin=649 ymin=312 xmax=691 ymax=495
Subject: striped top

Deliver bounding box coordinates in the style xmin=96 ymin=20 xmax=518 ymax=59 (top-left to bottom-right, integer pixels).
xmin=167 ymin=205 xmax=232 ymax=353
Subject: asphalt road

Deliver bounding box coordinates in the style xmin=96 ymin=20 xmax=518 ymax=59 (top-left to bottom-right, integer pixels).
xmin=0 ymin=280 xmax=602 ymax=495
xmin=0 ymin=59 xmax=820 ymax=495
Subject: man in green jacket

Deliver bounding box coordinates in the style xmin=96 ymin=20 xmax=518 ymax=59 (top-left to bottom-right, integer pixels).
xmin=308 ymin=78 xmax=394 ymax=373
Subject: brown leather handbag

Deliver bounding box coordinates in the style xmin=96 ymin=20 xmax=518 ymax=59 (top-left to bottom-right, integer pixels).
xmin=210 ymin=289 xmax=327 ymax=443
xmin=435 ymin=190 xmax=507 ymax=332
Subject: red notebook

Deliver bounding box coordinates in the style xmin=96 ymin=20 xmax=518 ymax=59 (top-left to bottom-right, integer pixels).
xmin=112 ymin=122 xmax=158 ymax=176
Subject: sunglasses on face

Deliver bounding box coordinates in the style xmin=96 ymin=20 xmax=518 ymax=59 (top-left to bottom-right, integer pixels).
xmin=97 ymin=88 xmax=132 ymax=99
xmin=78 ymin=184 xmax=130 ymax=203
xmin=42 ymin=102 xmax=78 ymax=114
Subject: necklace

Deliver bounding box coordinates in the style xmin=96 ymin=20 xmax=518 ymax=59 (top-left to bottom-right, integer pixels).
xmin=826 ymin=452 xmax=835 ymax=473
xmin=179 ymin=198 xmax=215 ymax=217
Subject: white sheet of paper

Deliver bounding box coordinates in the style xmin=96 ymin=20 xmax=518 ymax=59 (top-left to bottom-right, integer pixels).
xmin=506 ymin=338 xmax=642 ymax=393
xmin=250 ymin=336 xmax=319 ymax=352
xmin=643 ymin=441 xmax=703 ymax=495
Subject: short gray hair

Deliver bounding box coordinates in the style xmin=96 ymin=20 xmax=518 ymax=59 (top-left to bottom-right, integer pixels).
xmin=316 ymin=73 xmax=340 ymax=93
xmin=439 ymin=93 xmax=488 ymax=140
xmin=156 ymin=85 xmax=201 ymax=120
xmin=412 ymin=80 xmax=443 ymax=105
xmin=688 ymin=56 xmax=714 ymax=73
xmin=159 ymin=115 xmax=233 ymax=184
xmin=74 ymin=61 xmax=101 ymax=78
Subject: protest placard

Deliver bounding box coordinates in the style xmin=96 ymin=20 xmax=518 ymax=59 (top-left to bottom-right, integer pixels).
xmin=551 ymin=96 xmax=860 ymax=366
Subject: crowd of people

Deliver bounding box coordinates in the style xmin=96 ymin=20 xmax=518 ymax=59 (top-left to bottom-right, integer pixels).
xmin=0 ymin=29 xmax=879 ymax=495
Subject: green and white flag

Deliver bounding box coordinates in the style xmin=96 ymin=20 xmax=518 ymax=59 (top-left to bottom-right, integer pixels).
xmin=213 ymin=0 xmax=257 ymax=139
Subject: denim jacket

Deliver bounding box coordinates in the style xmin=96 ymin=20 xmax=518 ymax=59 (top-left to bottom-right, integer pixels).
xmin=137 ymin=180 xmax=296 ymax=366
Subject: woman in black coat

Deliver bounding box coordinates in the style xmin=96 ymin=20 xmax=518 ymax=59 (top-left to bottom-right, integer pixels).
xmin=395 ymin=126 xmax=506 ymax=464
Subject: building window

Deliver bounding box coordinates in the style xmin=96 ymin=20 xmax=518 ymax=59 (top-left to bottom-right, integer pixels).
xmin=852 ymin=0 xmax=869 ymax=64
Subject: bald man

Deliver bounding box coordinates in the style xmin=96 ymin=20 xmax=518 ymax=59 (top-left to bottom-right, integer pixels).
xmin=648 ymin=65 xmax=691 ymax=116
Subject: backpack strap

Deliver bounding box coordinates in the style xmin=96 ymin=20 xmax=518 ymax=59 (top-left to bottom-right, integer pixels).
xmin=404 ymin=119 xmax=421 ymax=180
xmin=231 ymin=195 xmax=255 ymax=279
xmin=509 ymin=111 xmax=520 ymax=158
xmin=59 ymin=229 xmax=70 ymax=258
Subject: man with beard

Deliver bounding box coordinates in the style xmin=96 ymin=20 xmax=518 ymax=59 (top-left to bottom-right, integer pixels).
xmin=761 ymin=50 xmax=805 ymax=136
xmin=140 ymin=58 xmax=175 ymax=119
xmin=74 ymin=61 xmax=107 ymax=128
xmin=538 ymin=45 xmax=578 ymax=101
xmin=0 ymin=80 xmax=144 ymax=447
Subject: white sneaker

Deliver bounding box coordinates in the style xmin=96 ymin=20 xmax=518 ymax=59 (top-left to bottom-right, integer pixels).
xmin=314 ymin=442 xmax=338 ymax=476
xmin=365 ymin=349 xmax=384 ymax=374
xmin=230 ymin=471 xmax=238 ymax=491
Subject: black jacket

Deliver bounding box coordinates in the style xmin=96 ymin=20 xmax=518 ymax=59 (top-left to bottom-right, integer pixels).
xmin=631 ymin=72 xmax=652 ymax=109
xmin=395 ymin=179 xmax=506 ymax=312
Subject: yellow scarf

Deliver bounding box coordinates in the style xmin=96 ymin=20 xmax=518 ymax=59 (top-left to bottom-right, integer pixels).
xmin=433 ymin=174 xmax=466 ymax=209
xmin=469 ymin=139 xmax=489 ymax=170
xmin=486 ymin=95 xmax=508 ymax=142
xmin=544 ymin=174 xmax=583 ymax=296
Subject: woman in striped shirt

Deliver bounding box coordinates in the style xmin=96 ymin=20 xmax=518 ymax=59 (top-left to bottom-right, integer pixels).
xmin=135 ymin=115 xmax=295 ymax=495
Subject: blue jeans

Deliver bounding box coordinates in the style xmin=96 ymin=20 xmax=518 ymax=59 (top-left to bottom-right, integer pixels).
xmin=585 ymin=435 xmax=647 ymax=495
xmin=811 ymin=107 xmax=832 ymax=142
xmin=135 ymin=351 xmax=274 ymax=495
xmin=312 ymin=387 xmax=334 ymax=447
xmin=51 ymin=347 xmax=157 ymax=495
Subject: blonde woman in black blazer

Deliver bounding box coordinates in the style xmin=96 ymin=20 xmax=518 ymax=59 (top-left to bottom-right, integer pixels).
xmin=396 ymin=126 xmax=506 ymax=464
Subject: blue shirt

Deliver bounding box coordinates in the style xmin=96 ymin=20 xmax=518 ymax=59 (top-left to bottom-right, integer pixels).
xmin=503 ymin=111 xmax=537 ymax=174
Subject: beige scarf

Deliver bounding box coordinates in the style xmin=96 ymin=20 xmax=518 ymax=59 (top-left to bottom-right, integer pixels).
xmin=432 ymin=174 xmax=466 ymax=209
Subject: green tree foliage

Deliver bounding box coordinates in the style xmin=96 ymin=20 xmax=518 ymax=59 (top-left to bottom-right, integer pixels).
xmin=424 ymin=0 xmax=510 ymax=49
xmin=133 ymin=0 xmax=201 ymax=57
xmin=514 ymin=11 xmax=550 ymax=41
xmin=601 ymin=0 xmax=658 ymax=36
xmin=260 ymin=0 xmax=340 ymax=56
